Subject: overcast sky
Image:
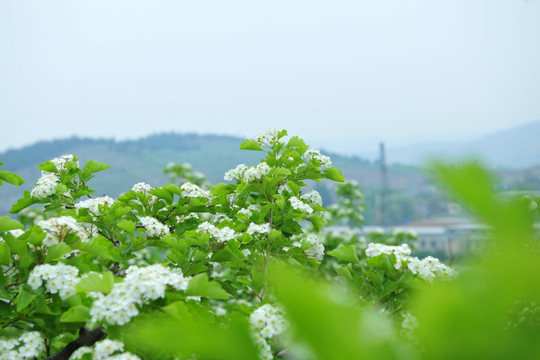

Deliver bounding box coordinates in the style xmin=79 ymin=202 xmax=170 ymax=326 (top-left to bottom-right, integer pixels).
xmin=1 ymin=0 xmax=539 ymax=154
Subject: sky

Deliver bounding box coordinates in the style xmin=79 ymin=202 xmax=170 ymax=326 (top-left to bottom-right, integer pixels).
xmin=1 ymin=0 xmax=539 ymax=155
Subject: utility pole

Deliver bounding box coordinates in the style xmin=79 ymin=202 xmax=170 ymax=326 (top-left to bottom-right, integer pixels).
xmin=379 ymin=142 xmax=388 ymax=226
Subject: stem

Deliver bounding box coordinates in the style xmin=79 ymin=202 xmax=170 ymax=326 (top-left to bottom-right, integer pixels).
xmin=46 ymin=325 xmax=107 ymax=360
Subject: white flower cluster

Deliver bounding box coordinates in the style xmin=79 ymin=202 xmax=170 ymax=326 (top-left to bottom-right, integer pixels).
xmin=407 ymin=256 xmax=457 ymax=282
xmin=70 ymin=339 xmax=140 ymax=360
xmin=30 ymin=173 xmax=59 ymax=199
xmin=211 ymin=213 xmax=232 ymax=224
xmin=28 ymin=263 xmax=79 ymax=299
xmin=181 ymin=182 xmax=212 ymax=200
xmin=139 ymin=216 xmax=170 ymax=238
xmin=224 ymin=164 xmax=247 ymax=181
xmin=176 ymin=213 xmax=199 ymax=223
xmin=300 ymin=190 xmax=323 ymax=207
xmin=131 ymin=182 xmax=157 ymax=205
xmin=365 ymin=243 xmax=457 ymax=282
xmin=366 ymin=243 xmax=411 ymax=270
xmin=250 ymin=304 xmax=288 ymax=360
xmin=0 ymin=331 xmax=45 ymax=360
xmin=37 ymin=216 xmax=87 ymax=246
xmin=277 ymin=183 xmax=292 ymax=194
xmin=247 ymin=222 xmax=271 ymax=236
xmin=401 ymin=311 xmax=419 ymax=330
xmin=224 ymin=163 xmax=271 ymax=182
xmin=90 ymin=264 xmax=190 ymax=325
xmin=8 ymin=229 xmax=25 ymax=238
xmin=197 ymin=222 xmax=237 ymax=243
xmin=304 ymin=148 xmax=332 ymax=169
xmin=289 ymin=197 xmax=314 ymax=215
xmin=131 ymin=182 xmax=152 ymax=193
xmin=237 ymin=208 xmax=252 ymax=218
xmin=75 ymin=196 xmax=115 ymax=214
xmin=254 ymin=129 xmax=279 ymax=147
xmin=51 ymin=154 xmax=79 ymax=171
xmin=302 ymin=234 xmax=325 ymax=262
xmin=30 ymin=154 xmax=78 ymax=199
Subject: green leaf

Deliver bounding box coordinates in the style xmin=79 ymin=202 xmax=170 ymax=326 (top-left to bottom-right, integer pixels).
xmin=0 ymin=170 xmax=24 ymax=186
xmin=2 ymin=233 xmax=27 ymax=255
xmin=81 ymin=237 xmax=122 ymax=262
xmin=186 ymin=273 xmax=229 ymax=300
xmin=75 ymin=271 xmax=114 ymax=293
xmin=239 ymin=139 xmax=264 ymax=151
xmin=162 ymin=184 xmax=182 ymax=196
xmin=211 ymin=183 xmax=235 ymax=196
xmin=323 ymin=167 xmax=345 ymax=182
xmin=273 ymin=167 xmax=292 ymax=176
xmin=45 ymin=243 xmax=72 ymax=262
xmin=60 ymin=305 xmax=90 ymax=323
xmin=19 ymin=226 xmax=46 ymax=246
xmin=0 ymin=216 xmax=24 ymax=232
xmin=280 ymin=220 xmax=303 ymax=236
xmin=307 ymin=216 xmax=324 ymax=232
xmin=327 ymin=245 xmax=360 ymax=264
xmin=0 ymin=242 xmax=11 ymax=265
xmin=150 ymin=188 xmax=174 ymax=203
xmin=117 ymin=219 xmax=136 ymax=235
xmin=81 ymin=160 xmax=110 ymax=180
xmin=15 ymin=284 xmax=40 ymax=312
xmin=37 ymin=161 xmax=58 ymax=173
xmin=10 ymin=191 xmax=38 ymax=214
xmin=286 ymin=136 xmax=307 ymax=149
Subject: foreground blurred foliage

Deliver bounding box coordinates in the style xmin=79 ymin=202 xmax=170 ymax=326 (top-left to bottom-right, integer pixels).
xmin=0 ymin=130 xmax=538 ymax=359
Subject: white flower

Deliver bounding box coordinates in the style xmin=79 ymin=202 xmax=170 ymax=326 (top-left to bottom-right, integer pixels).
xmin=29 ymin=154 xmax=78 ymax=199
xmin=75 ymin=196 xmax=115 ymax=214
xmin=50 ymin=154 xmax=79 ymax=171
xmin=401 ymin=311 xmax=419 ymax=330
xmin=237 ymin=208 xmax=252 ymax=219
xmin=139 ymin=216 xmax=170 ymax=238
xmin=89 ymin=265 xmax=190 ymax=326
xmin=224 ymin=162 xmax=270 ymax=182
xmin=300 ymin=190 xmax=323 ymax=206
xmin=407 ymin=256 xmax=457 ymax=282
xmin=250 ymin=304 xmax=288 ymax=339
xmin=289 ymin=197 xmax=314 ymax=215
xmin=224 ymin=164 xmax=248 ymax=181
xmin=304 ymin=148 xmax=332 ymax=169
xmin=365 ymin=243 xmax=411 ymax=269
xmin=277 ymin=183 xmax=292 ymax=194
xmin=296 ymin=234 xmax=325 ymax=262
xmin=181 ymin=182 xmax=212 ymax=200
xmin=94 ymin=339 xmax=125 ymax=360
xmin=247 ymin=223 xmax=271 ymax=236
xmin=131 ymin=182 xmax=152 ymax=194
xmin=69 ymin=346 xmax=93 ymax=359
xmin=254 ymin=129 xmax=280 ymax=147
xmin=30 ymin=172 xmax=58 ymax=198
xmin=0 ymin=332 xmax=45 ymax=360
xmin=28 ymin=263 xmax=79 ymax=299
xmin=197 ymin=222 xmax=237 ymax=243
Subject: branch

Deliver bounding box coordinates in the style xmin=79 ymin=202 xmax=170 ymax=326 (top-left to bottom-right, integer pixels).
xmin=46 ymin=325 xmax=106 ymax=360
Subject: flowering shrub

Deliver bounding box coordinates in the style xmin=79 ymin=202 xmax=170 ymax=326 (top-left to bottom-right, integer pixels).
xmin=0 ymin=131 xmax=538 ymax=359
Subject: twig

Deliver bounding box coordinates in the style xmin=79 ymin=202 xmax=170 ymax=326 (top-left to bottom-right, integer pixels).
xmin=46 ymin=325 xmax=106 ymax=360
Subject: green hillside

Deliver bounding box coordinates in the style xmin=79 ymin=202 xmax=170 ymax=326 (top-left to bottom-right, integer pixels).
xmin=6 ymin=132 xmax=520 ymax=225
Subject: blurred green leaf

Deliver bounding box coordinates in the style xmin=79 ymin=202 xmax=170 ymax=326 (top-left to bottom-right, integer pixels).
xmin=327 ymin=245 xmax=360 ymax=264
xmin=0 ymin=216 xmax=24 ymax=232
xmin=239 ymin=139 xmax=264 ymax=151
xmin=186 ymin=273 xmax=229 ymax=300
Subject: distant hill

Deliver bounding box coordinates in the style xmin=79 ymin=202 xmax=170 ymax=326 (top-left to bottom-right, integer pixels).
xmin=2 ymin=133 xmax=417 ymax=216
xmin=386 ymin=121 xmax=540 ymax=168
xmin=1 ymin=132 xmax=538 ymax=224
